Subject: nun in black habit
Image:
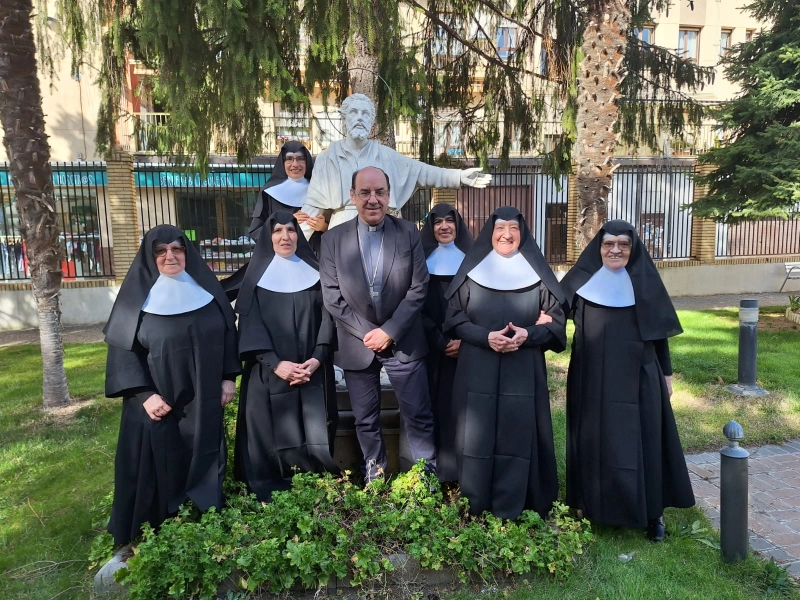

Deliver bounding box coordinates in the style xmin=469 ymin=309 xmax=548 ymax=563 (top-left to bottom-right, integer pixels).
xmin=234 ymin=211 xmax=338 ymax=501
xmin=103 ymin=224 xmax=241 ymax=546
xmin=419 ymin=203 xmax=473 ymax=482
xmin=443 ymin=206 xmax=567 ymax=520
xmin=249 ymin=141 xmax=329 ymax=255
xmin=561 ymin=220 xmax=694 ymax=542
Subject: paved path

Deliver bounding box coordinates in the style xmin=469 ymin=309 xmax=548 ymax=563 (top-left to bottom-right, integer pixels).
xmin=687 ymin=441 xmax=800 ymax=575
xmin=672 ymin=292 xmax=789 ymax=311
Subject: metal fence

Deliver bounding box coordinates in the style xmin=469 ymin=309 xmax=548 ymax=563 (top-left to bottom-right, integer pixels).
xmin=608 ymin=159 xmax=695 ymax=260
xmin=403 ymin=162 xmax=570 ymax=263
xmin=715 ymin=209 xmax=800 ymax=258
xmin=135 ymin=163 xmax=274 ymax=273
xmin=0 ymin=161 xmax=113 ymax=280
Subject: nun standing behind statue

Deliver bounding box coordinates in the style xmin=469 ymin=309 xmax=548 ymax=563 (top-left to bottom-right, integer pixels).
xmin=249 ymin=141 xmax=329 ymax=255
xmin=419 ymin=203 xmax=473 ymax=482
xmin=234 ymin=211 xmax=338 ymax=501
xmin=561 ymin=220 xmax=694 ymax=542
xmin=443 ymin=206 xmax=567 ymax=520
xmin=103 ymin=225 xmax=241 ymax=545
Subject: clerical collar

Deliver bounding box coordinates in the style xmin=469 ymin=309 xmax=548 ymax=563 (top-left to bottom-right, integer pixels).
xmin=142 ymin=270 xmax=214 ymax=315
xmin=358 ymin=218 xmax=385 ymax=233
xmin=426 ymin=241 xmax=465 ymax=276
xmin=576 ymin=265 xmax=635 ymax=307
xmin=467 ymin=249 xmax=541 ymax=291
xmin=257 ymin=253 xmax=320 ymax=293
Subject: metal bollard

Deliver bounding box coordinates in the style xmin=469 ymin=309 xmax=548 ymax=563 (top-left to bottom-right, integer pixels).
xmin=726 ymin=299 xmax=769 ymax=396
xmin=720 ymin=420 xmax=749 ymax=563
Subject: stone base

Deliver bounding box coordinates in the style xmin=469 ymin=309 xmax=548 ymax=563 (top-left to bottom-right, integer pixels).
xmin=94 ymin=546 xmax=131 ymax=599
xmin=726 ymin=383 xmax=770 ymax=397
xmin=786 ymin=308 xmax=800 ymax=325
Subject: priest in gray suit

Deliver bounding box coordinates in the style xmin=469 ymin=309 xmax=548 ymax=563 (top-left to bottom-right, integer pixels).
xmin=319 ymin=166 xmax=436 ymax=482
xmin=299 ymin=94 xmax=491 ymax=238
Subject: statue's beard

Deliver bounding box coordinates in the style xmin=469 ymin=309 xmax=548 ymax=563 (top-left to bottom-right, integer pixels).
xmin=348 ymin=125 xmax=370 ymax=141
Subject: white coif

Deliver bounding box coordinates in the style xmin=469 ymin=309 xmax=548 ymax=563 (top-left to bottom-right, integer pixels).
xmin=142 ymin=271 xmax=214 ymax=315
xmin=426 ymin=242 xmax=465 ymax=276
xmin=265 ymin=178 xmax=309 ymax=208
xmin=576 ymin=266 xmax=635 ymax=307
xmin=467 ymin=250 xmax=541 ymax=291
xmin=257 ymin=253 xmax=320 ymax=293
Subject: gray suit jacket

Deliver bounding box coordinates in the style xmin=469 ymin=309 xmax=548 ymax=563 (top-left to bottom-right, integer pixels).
xmin=319 ymin=215 xmax=429 ymax=370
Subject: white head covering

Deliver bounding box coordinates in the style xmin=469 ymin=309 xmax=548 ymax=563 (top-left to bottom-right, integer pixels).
xmin=264 ymin=177 xmax=309 ymax=208
xmin=257 ymin=253 xmax=320 ymax=293
xmin=426 ymin=241 xmax=466 ymax=276
xmin=467 ymin=250 xmax=541 ymax=290
xmin=575 ymin=266 xmax=635 ymax=307
xmin=142 ymin=270 xmax=214 ymax=315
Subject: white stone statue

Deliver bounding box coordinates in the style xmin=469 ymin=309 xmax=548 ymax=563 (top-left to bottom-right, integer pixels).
xmin=298 ymin=94 xmax=492 ymax=237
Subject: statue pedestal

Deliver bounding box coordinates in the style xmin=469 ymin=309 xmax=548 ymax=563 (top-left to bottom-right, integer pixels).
xmin=332 ymin=368 xmax=403 ymax=474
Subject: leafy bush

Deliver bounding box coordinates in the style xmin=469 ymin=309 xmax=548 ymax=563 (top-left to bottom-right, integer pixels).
xmin=111 ymin=464 xmax=593 ymax=599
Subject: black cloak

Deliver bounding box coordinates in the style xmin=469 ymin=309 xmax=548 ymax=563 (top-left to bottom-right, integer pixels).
xmin=562 ymin=220 xmax=694 ymax=528
xmin=249 ymin=141 xmax=314 ymax=240
xmin=443 ymin=206 xmax=566 ymax=520
xmin=416 ymin=203 xmax=473 ymax=481
xmin=103 ymin=224 xmax=241 ymax=545
xmin=234 ymin=211 xmax=339 ymax=501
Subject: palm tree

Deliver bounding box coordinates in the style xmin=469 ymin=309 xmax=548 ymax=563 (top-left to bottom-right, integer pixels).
xmin=0 ymin=0 xmax=71 ymax=408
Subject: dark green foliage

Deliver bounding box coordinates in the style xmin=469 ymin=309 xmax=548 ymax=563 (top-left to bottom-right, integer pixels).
xmin=694 ymin=0 xmax=800 ymax=222
xmin=112 ymin=464 xmax=593 ymax=599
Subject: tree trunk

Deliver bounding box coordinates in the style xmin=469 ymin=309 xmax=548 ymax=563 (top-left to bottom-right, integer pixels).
xmin=0 ymin=0 xmax=70 ymax=408
xmin=573 ymin=1 xmax=630 ymax=249
xmin=346 ymin=28 xmax=396 ymax=149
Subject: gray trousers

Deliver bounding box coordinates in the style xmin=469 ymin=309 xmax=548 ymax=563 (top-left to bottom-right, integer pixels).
xmin=343 ymin=354 xmax=436 ymax=480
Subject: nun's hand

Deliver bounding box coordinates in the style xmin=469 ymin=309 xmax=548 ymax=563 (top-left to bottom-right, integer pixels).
xmin=508 ymin=322 xmax=529 ymax=349
xmin=298 ymin=358 xmax=321 ymax=376
xmin=143 ymin=394 xmax=171 ymax=421
xmin=275 ymin=361 xmax=307 ymax=383
xmin=221 ymin=380 xmax=236 ymax=407
xmin=665 ymin=375 xmax=673 ymax=397
xmin=364 ymin=328 xmax=392 ymax=352
xmin=488 ymin=326 xmax=514 ymax=353
xmin=535 ymin=311 xmax=553 ymax=325
xmin=444 ymin=339 xmax=461 ymax=358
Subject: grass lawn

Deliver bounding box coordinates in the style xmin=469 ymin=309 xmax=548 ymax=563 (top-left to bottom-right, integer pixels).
xmin=1 ymin=306 xmax=799 ymax=599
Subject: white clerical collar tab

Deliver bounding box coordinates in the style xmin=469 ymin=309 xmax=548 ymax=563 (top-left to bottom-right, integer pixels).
xmin=426 ymin=242 xmax=465 ymax=276
xmin=142 ymin=271 xmax=214 ymax=315
xmin=265 ymin=177 xmax=309 ymax=208
xmin=257 ymin=253 xmax=320 ymax=293
xmin=576 ymin=266 xmax=635 ymax=307
xmin=467 ymin=250 xmax=541 ymax=291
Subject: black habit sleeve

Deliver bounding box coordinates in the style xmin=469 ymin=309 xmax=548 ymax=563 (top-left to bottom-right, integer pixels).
xmin=655 ymin=338 xmax=673 ymax=376
xmin=311 ymin=306 xmax=336 ymax=363
xmin=105 ymin=338 xmax=157 ymax=399
xmin=443 ymin=282 xmax=492 ymax=349
xmin=523 ymin=285 xmax=567 ymax=352
xmin=423 ymin=312 xmax=451 ymax=352
xmin=222 ymin=324 xmax=242 ymax=381
xmin=238 ymin=293 xmax=282 ymax=371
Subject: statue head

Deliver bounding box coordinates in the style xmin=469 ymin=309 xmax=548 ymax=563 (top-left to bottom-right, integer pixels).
xmin=340 ymin=94 xmax=376 ymax=142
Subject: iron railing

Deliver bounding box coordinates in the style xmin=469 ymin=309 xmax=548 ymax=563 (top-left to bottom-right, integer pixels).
xmin=715 ymin=208 xmax=800 ymax=258
xmin=0 ymin=162 xmax=113 ymax=280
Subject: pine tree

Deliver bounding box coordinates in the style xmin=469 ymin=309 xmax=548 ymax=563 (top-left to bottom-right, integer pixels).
xmin=693 ymin=0 xmax=800 ymax=222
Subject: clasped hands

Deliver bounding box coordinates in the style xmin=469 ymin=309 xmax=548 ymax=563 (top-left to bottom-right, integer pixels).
xmin=143 ymin=379 xmax=236 ymax=421
xmin=487 ymin=311 xmax=552 ymax=353
xmin=293 ymin=210 xmax=328 ymax=232
xmin=274 ymin=358 xmax=321 ymax=386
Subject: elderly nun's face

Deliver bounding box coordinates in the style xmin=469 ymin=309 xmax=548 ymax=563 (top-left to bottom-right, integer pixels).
xmin=272 ymin=222 xmax=298 ymax=258
xmin=492 ymin=219 xmax=521 ymax=256
xmin=433 ymin=214 xmax=457 ymax=244
xmin=153 ymin=240 xmax=186 ymax=276
xmin=600 ymin=234 xmax=632 ymax=271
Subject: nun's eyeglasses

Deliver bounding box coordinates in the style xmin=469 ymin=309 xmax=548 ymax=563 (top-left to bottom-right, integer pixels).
xmin=601 ymin=241 xmax=632 ymax=250
xmin=153 ymin=245 xmax=186 ymax=257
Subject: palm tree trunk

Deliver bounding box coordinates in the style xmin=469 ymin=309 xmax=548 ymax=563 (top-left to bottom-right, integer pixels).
xmin=0 ymin=0 xmax=70 ymax=408
xmin=574 ymin=1 xmax=630 ymax=249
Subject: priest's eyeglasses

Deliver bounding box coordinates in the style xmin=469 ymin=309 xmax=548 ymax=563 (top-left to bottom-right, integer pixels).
xmin=357 ymin=189 xmax=389 ymax=200
xmin=153 ymin=244 xmax=186 ymax=257
xmin=601 ymin=240 xmax=632 ymax=251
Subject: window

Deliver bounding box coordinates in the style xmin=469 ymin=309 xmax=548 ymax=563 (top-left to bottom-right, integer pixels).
xmin=433 ymin=16 xmax=465 ymax=68
xmin=745 ymin=29 xmax=755 ymax=43
xmin=634 ymin=26 xmax=655 ymax=45
xmin=678 ymin=28 xmax=700 ymax=62
xmin=496 ymin=27 xmax=517 ymax=60
xmin=539 ymin=45 xmax=549 ymax=77
xmin=720 ymin=29 xmax=732 ymax=56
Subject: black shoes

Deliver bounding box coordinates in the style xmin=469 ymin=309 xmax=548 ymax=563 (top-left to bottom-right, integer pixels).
xmin=647 ymin=516 xmax=666 ymax=542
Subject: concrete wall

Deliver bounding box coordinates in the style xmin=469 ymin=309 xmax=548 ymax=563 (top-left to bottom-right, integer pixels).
xmin=0 ymin=285 xmax=118 ymax=330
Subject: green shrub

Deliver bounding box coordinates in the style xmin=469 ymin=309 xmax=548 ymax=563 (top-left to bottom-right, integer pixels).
xmin=110 ymin=464 xmax=593 ymax=599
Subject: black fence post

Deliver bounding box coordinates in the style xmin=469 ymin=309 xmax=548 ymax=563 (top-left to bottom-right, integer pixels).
xmin=726 ymin=298 xmax=769 ymax=396
xmin=720 ymin=420 xmax=749 ymax=563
